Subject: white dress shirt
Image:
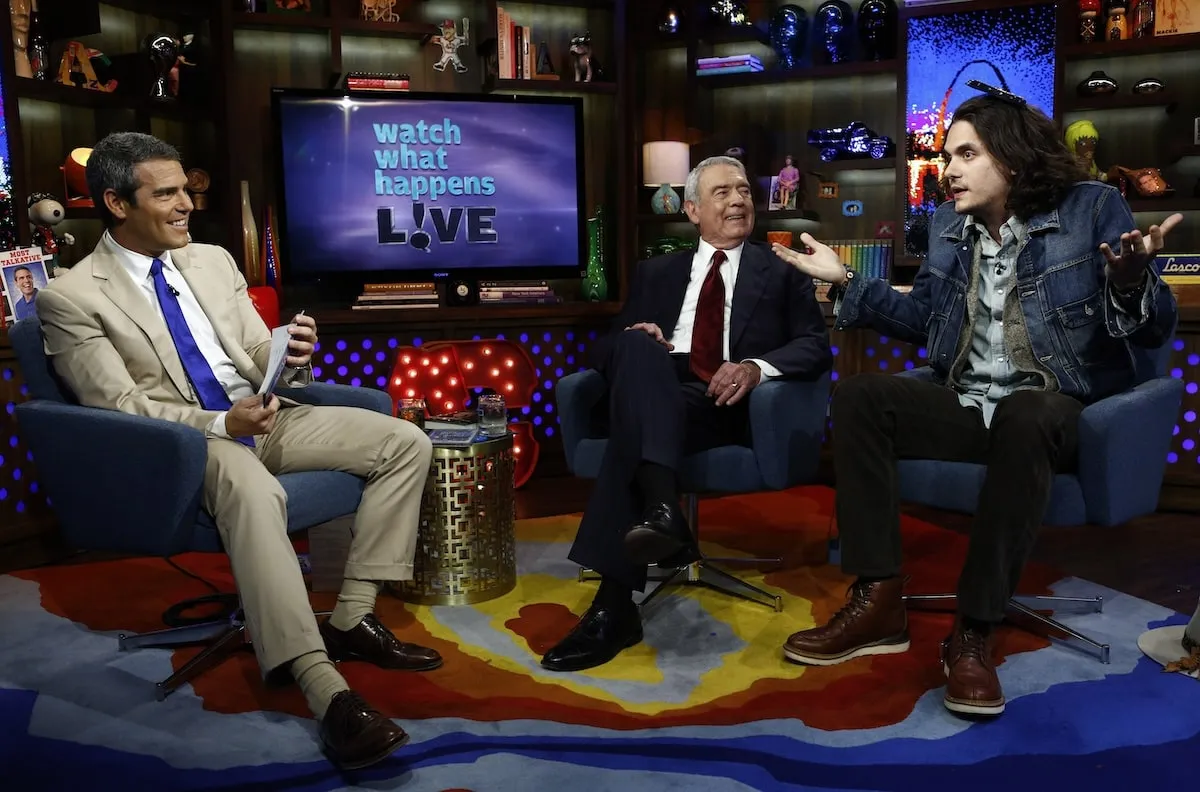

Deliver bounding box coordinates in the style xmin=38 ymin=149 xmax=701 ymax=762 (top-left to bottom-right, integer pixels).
xmin=668 ymin=239 xmax=782 ymax=381
xmin=104 ymin=232 xmax=253 ymax=438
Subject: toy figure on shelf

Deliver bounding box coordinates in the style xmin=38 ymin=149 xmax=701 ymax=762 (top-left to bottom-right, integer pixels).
xmin=808 ymin=122 xmax=894 ymax=161
xmin=709 ymin=0 xmax=750 ymax=26
xmin=569 ymin=32 xmax=603 ymax=82
xmin=857 ymin=0 xmax=897 ymax=60
xmin=361 ymin=0 xmax=399 ymax=22
xmin=1065 ymin=120 xmax=1103 ymax=180
xmin=27 ymin=192 xmax=75 ymax=273
xmin=431 ymin=18 xmax=469 ymax=73
xmin=769 ymin=5 xmax=808 ymax=70
xmin=1078 ymin=0 xmax=1101 ymax=41
xmin=776 ymin=155 xmax=802 ymax=210
xmin=815 ymin=0 xmax=855 ymax=64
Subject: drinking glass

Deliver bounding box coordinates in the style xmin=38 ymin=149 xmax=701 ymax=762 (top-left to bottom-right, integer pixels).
xmin=476 ymin=394 xmax=508 ymax=436
xmin=398 ymin=397 xmax=426 ymax=429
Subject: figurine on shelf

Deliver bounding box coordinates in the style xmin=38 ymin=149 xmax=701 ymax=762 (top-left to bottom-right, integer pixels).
xmin=1130 ymin=0 xmax=1156 ymax=37
xmin=1078 ymin=0 xmax=1101 ymax=42
xmin=145 ymin=33 xmax=179 ymax=100
xmin=27 ymin=192 xmax=75 ymax=274
xmin=361 ymin=0 xmax=399 ymax=23
xmin=857 ymin=0 xmax=897 ymax=61
xmin=708 ymin=0 xmax=749 ymax=26
xmin=815 ymin=0 xmax=855 ymax=64
xmin=569 ymin=32 xmax=603 ymax=82
xmin=1106 ymin=0 xmax=1128 ymax=40
xmin=769 ymin=5 xmax=808 ymax=71
xmin=1065 ymin=119 xmax=1103 ymax=180
xmin=776 ymin=155 xmax=802 ymax=210
xmin=808 ymin=122 xmax=894 ymax=161
xmin=431 ymin=18 xmax=469 ymax=73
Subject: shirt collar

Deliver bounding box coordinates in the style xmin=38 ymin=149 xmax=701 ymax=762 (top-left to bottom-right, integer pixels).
xmin=696 ymin=238 xmax=745 ymax=267
xmin=964 ymin=214 xmax=1026 ymax=245
xmin=103 ymin=231 xmax=176 ymax=285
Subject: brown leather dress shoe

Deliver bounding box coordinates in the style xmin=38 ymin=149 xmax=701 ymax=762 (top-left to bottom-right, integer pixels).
xmin=783 ymin=577 xmax=909 ymax=665
xmin=319 ymin=689 xmax=409 ymax=770
xmin=320 ymin=614 xmax=443 ymax=671
xmin=942 ymin=622 xmax=1005 ymax=716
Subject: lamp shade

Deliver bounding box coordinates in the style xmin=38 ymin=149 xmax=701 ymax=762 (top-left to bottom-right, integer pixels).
xmin=642 ymin=141 xmax=690 ymax=187
xmin=61 ymin=147 xmax=94 ymax=207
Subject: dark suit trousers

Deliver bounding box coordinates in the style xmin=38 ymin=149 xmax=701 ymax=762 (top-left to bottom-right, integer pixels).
xmin=832 ymin=373 xmax=1083 ymax=622
xmin=567 ymin=330 xmax=750 ymax=591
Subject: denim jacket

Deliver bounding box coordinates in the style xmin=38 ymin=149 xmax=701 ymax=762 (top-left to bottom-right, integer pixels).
xmin=835 ymin=182 xmax=1177 ymax=403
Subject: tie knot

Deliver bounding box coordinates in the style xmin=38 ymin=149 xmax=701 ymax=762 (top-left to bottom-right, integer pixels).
xmin=710 ymin=249 xmax=727 ymax=268
xmin=150 ymin=258 xmax=164 ymax=278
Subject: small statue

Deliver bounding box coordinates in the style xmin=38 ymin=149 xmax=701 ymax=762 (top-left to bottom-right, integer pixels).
xmin=770 ymin=5 xmax=808 ymax=70
xmin=145 ymin=33 xmax=179 ymax=100
xmin=569 ymin=32 xmax=603 ymax=82
xmin=857 ymin=0 xmax=897 ymax=61
xmin=10 ymin=0 xmax=31 ymax=78
xmin=776 ymin=155 xmax=802 ymax=210
xmin=360 ymin=0 xmax=399 ymax=23
xmin=27 ymin=192 xmax=76 ymax=273
xmin=709 ymin=0 xmax=749 ymax=26
xmin=814 ymin=0 xmax=855 ymax=64
xmin=1064 ymin=119 xmax=1103 ymax=180
xmin=431 ymin=18 xmax=469 ymax=73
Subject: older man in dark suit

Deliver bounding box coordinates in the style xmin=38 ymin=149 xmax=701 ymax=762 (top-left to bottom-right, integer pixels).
xmin=542 ymin=155 xmax=832 ymax=672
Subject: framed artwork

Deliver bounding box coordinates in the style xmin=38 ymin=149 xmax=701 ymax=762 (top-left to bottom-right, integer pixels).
xmin=1 ymin=252 xmax=50 ymax=325
xmin=903 ymin=2 xmax=1056 ymax=257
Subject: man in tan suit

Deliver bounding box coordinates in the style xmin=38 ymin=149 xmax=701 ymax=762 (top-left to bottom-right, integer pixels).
xmin=36 ymin=132 xmax=435 ymax=770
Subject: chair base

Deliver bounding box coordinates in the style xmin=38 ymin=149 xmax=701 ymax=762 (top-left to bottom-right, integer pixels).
xmin=904 ymin=592 xmax=1110 ymax=664
xmin=578 ymin=494 xmax=785 ymax=613
xmin=118 ymin=609 xmax=333 ymax=700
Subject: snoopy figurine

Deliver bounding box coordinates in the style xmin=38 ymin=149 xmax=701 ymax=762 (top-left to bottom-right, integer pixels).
xmin=27 ymin=192 xmax=75 ymax=274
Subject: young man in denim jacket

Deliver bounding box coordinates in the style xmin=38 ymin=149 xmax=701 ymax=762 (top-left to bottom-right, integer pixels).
xmin=771 ymin=92 xmax=1182 ymax=717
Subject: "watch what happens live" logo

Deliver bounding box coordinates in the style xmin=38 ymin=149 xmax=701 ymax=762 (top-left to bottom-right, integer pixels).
xmin=371 ymin=118 xmax=496 ymax=251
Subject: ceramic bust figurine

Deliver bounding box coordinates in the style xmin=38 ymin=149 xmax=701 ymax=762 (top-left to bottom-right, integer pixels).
xmin=857 ymin=0 xmax=897 ymax=61
xmin=10 ymin=0 xmax=32 ymax=78
xmin=770 ymin=5 xmax=808 ymax=70
xmin=1064 ymin=119 xmax=1102 ymax=180
xmin=814 ymin=0 xmax=855 ymax=64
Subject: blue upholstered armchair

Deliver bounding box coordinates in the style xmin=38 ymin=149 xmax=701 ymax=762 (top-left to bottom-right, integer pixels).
xmin=890 ymin=341 xmax=1184 ymax=663
xmin=9 ymin=318 xmax=391 ymax=698
xmin=557 ymin=368 xmax=831 ymax=610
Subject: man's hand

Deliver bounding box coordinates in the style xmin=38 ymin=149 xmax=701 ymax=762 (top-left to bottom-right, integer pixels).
xmin=770 ymin=232 xmax=849 ymax=284
xmin=708 ymin=361 xmax=761 ymax=406
xmin=1100 ymin=212 xmax=1183 ymax=289
xmin=286 ymin=313 xmax=318 ymax=368
xmin=626 ymin=322 xmax=674 ymax=350
xmin=226 ymin=394 xmax=279 ymax=438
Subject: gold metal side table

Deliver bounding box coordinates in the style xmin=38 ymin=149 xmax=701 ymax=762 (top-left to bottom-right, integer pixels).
xmin=390 ymin=433 xmax=516 ymax=606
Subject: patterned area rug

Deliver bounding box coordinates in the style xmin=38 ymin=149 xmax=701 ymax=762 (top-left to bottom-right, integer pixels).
xmin=1 ymin=486 xmax=1198 ymax=791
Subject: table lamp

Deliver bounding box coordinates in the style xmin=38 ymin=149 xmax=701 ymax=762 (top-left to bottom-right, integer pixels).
xmin=61 ymin=147 xmax=93 ymax=207
xmin=642 ymin=141 xmax=690 ymax=214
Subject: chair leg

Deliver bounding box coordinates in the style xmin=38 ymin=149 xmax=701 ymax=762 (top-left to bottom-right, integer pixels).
xmin=903 ymin=592 xmax=1111 ymax=664
xmin=152 ymin=620 xmax=249 ymax=701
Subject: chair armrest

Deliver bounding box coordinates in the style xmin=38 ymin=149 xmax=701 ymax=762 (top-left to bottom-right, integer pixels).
xmin=1077 ymin=377 xmax=1185 ymax=525
xmin=278 ymin=382 xmax=392 ymax=415
xmin=555 ymin=369 xmax=608 ymax=475
xmin=750 ymin=373 xmax=832 ymax=490
xmin=14 ymin=401 xmax=207 ymax=557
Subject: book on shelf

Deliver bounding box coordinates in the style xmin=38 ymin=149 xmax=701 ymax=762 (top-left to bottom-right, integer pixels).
xmin=356 ymin=292 xmax=439 ymax=302
xmin=362 ymin=281 xmax=436 ymax=293
xmin=495 ymin=6 xmax=535 ymax=80
xmin=344 ymin=72 xmax=410 ymax=91
xmin=352 ymin=301 xmax=440 ymax=310
xmin=479 ymin=295 xmax=561 ymax=305
xmin=479 ymin=279 xmax=548 ymax=288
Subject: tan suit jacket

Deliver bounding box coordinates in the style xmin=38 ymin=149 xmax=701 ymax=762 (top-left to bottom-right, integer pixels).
xmin=36 ymin=240 xmax=309 ymax=425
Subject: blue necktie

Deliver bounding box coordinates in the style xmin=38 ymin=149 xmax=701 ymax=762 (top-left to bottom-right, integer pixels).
xmin=149 ymin=258 xmax=254 ymax=448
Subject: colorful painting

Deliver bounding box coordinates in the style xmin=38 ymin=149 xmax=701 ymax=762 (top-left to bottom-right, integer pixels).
xmin=0 ymin=64 xmax=16 ymax=252
xmin=904 ymin=3 xmax=1056 ymax=257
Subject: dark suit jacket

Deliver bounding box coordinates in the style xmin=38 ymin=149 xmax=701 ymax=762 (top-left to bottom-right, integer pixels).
xmin=595 ymin=240 xmax=832 ymax=379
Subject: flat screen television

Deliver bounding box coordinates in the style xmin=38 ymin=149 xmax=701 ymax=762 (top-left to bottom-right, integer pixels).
xmin=270 ymin=88 xmax=587 ymax=290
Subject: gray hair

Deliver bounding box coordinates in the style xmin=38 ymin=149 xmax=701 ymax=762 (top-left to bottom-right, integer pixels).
xmin=683 ymin=155 xmax=747 ymax=205
xmin=86 ymin=132 xmax=181 ymax=227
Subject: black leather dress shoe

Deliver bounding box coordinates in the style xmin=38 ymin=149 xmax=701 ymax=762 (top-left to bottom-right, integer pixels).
xmin=319 ymin=689 xmax=409 ymax=770
xmin=623 ymin=501 xmax=699 ymax=566
xmin=540 ymin=602 xmax=643 ymax=672
xmin=321 ymin=614 xmax=443 ymax=671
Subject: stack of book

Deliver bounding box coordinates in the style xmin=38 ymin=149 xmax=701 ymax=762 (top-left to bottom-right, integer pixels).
xmin=479 ymin=280 xmax=560 ymax=305
xmin=695 ymin=55 xmax=763 ymax=77
xmin=344 ymin=72 xmax=410 ymax=92
xmin=353 ymin=281 xmax=439 ymax=310
xmin=496 ymin=7 xmax=557 ymax=80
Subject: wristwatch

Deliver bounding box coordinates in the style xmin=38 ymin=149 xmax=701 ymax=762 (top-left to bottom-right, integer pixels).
xmin=829 ymin=267 xmax=854 ymax=301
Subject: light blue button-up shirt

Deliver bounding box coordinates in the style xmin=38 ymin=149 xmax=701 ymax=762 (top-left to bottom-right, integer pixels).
xmin=956 ymin=216 xmax=1042 ymax=426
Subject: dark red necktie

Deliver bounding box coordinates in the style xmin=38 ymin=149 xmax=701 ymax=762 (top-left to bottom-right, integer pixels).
xmin=689 ymin=249 xmax=727 ymax=383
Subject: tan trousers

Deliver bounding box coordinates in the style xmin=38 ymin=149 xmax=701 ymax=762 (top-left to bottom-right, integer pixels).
xmin=201 ymin=403 xmax=433 ymax=676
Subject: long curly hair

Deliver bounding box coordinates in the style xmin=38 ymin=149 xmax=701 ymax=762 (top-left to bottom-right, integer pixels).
xmin=944 ymin=96 xmax=1087 ymax=220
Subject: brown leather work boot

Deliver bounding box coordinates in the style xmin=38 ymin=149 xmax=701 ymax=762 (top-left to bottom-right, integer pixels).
xmin=942 ymin=621 xmax=1005 ymax=716
xmin=783 ymin=577 xmax=909 ymax=665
